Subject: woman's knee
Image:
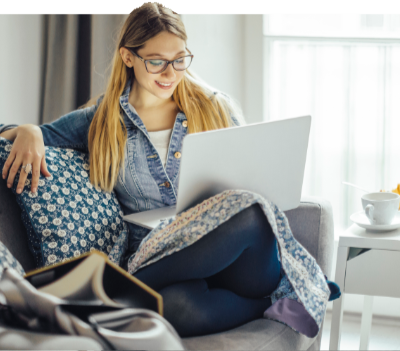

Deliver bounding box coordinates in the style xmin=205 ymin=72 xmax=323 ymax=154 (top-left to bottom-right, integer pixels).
xmin=227 ymin=203 xmax=275 ymax=244
xmin=231 ymin=202 xmax=268 ymax=226
xmin=159 ymin=279 xmax=211 ymax=336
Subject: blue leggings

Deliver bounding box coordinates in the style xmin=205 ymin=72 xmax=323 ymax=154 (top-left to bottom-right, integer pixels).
xmin=132 ymin=203 xmax=282 ymax=337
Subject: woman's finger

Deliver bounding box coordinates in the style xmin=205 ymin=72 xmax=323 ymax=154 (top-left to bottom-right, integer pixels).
xmin=2 ymin=151 xmax=16 ymax=182
xmin=7 ymin=154 xmax=23 ymax=190
xmin=31 ymin=157 xmax=42 ymax=193
xmin=16 ymin=159 xmax=32 ymax=194
xmin=40 ymin=156 xmax=51 ymax=177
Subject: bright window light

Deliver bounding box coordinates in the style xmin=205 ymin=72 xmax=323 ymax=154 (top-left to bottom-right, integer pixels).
xmin=263 ymin=15 xmax=400 ymax=240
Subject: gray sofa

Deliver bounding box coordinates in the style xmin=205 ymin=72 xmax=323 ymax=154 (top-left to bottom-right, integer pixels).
xmin=0 ymin=176 xmax=334 ymax=350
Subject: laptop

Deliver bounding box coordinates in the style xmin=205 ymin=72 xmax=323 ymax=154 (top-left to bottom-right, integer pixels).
xmin=123 ymin=115 xmax=311 ymax=230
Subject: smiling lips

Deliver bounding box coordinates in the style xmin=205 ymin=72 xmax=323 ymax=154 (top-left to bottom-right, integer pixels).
xmin=155 ymin=80 xmax=174 ymax=89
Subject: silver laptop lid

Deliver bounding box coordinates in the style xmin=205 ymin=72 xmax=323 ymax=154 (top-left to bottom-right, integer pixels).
xmin=176 ymin=115 xmax=311 ymax=214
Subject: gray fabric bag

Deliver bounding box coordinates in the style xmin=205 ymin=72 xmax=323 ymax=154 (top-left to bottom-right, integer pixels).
xmin=0 ymin=268 xmax=185 ymax=350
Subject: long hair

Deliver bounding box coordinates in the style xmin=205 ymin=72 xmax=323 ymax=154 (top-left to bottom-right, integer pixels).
xmin=80 ymin=2 xmax=247 ymax=192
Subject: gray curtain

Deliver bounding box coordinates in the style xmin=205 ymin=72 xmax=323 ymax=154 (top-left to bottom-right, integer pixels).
xmin=39 ymin=14 xmax=128 ymax=124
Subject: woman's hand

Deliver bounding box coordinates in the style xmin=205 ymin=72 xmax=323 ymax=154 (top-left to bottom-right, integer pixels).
xmin=1 ymin=125 xmax=51 ymax=194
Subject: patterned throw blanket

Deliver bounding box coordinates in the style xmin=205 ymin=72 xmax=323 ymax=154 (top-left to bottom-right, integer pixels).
xmin=117 ymin=189 xmax=331 ymax=338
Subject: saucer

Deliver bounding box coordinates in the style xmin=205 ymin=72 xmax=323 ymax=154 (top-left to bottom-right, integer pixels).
xmin=350 ymin=211 xmax=400 ymax=231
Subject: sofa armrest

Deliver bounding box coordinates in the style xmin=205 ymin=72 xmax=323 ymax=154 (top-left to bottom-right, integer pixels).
xmin=0 ymin=178 xmax=36 ymax=272
xmin=283 ymin=196 xmax=334 ymax=279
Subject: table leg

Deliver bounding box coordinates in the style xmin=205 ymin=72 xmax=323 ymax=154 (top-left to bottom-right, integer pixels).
xmin=329 ymin=246 xmax=349 ymax=351
xmin=359 ymin=295 xmax=374 ymax=350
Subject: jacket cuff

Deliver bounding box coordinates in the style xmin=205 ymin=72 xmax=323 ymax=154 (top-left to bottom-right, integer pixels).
xmin=0 ymin=124 xmax=18 ymax=135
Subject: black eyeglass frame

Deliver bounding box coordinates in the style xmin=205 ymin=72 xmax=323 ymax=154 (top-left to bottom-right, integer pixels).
xmin=127 ymin=47 xmax=194 ymax=74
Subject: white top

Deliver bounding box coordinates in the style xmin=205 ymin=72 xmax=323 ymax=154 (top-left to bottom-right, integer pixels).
xmin=127 ymin=102 xmax=172 ymax=168
xmin=148 ymin=128 xmax=173 ymax=168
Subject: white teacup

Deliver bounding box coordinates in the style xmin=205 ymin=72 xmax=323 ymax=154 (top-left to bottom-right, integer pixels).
xmin=361 ymin=192 xmax=400 ymax=225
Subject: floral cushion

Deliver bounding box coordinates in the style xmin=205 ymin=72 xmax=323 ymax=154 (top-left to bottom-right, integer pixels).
xmin=0 ymin=137 xmax=129 ymax=268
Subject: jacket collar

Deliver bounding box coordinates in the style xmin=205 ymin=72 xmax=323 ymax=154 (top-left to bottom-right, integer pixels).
xmin=119 ymin=77 xmax=187 ymax=137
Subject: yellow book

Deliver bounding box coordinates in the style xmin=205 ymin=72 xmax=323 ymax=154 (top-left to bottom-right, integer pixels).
xmin=23 ymin=250 xmax=163 ymax=316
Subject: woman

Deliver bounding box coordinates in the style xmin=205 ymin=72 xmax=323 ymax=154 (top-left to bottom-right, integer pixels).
xmin=0 ymin=3 xmax=338 ymax=338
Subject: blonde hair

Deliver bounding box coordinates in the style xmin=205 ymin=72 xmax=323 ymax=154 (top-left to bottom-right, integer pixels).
xmin=80 ymin=2 xmax=246 ymax=192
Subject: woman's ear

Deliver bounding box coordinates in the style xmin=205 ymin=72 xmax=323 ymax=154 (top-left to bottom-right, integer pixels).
xmin=120 ymin=47 xmax=134 ymax=68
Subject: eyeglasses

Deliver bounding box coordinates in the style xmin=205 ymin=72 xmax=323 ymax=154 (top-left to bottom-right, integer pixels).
xmin=127 ymin=47 xmax=194 ymax=74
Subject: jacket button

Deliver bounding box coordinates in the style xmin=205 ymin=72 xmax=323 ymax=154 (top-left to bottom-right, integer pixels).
xmin=165 ymin=181 xmax=170 ymax=188
xmin=182 ymin=120 xmax=188 ymax=127
xmin=174 ymin=152 xmax=181 ymax=159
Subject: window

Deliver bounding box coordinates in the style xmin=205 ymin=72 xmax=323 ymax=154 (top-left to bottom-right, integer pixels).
xmin=263 ymin=15 xmax=400 ymax=238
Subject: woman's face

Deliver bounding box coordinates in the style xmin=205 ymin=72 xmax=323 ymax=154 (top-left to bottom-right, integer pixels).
xmin=124 ymin=31 xmax=188 ymax=104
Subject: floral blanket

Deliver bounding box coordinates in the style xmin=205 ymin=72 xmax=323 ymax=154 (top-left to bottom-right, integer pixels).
xmin=110 ymin=189 xmax=331 ymax=338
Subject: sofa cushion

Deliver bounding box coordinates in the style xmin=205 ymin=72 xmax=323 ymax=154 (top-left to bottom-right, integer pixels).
xmin=0 ymin=137 xmax=128 ymax=269
xmin=0 ymin=176 xmax=36 ymax=272
xmin=0 ymin=241 xmax=25 ymax=277
xmin=182 ymin=317 xmax=320 ymax=350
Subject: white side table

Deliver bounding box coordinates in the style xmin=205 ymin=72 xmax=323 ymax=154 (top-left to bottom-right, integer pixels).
xmin=329 ymin=224 xmax=400 ymax=350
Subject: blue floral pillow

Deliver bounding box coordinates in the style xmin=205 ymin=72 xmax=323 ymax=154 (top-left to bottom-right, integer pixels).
xmin=0 ymin=137 xmax=128 ymax=268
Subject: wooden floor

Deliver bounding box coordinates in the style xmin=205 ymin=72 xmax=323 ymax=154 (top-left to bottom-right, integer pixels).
xmin=321 ymin=311 xmax=400 ymax=350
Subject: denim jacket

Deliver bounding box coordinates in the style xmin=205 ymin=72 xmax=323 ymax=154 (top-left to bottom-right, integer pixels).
xmin=0 ymin=77 xmax=240 ymax=256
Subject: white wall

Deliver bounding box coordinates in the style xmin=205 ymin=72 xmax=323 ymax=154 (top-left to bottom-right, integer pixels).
xmin=244 ymin=15 xmax=264 ymax=125
xmin=180 ymin=15 xmax=244 ymax=112
xmin=180 ymin=14 xmax=264 ymax=125
xmin=0 ymin=15 xmax=43 ymax=126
